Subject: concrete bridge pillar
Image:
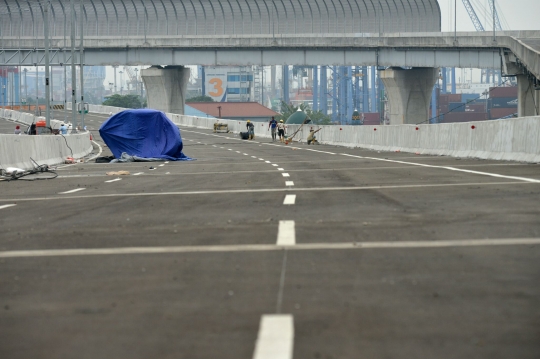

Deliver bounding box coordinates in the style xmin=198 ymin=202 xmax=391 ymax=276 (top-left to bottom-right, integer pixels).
xmin=517 ymin=75 xmax=540 ymax=117
xmin=141 ymin=66 xmax=190 ymax=115
xmin=380 ymin=67 xmax=439 ymax=124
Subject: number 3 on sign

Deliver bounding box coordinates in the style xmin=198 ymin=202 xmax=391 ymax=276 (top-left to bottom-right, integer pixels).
xmin=208 ymin=78 xmax=224 ymax=97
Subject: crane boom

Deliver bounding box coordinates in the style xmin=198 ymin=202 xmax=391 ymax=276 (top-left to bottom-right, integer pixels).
xmin=489 ymin=0 xmax=503 ymax=31
xmin=461 ymin=0 xmax=485 ymax=31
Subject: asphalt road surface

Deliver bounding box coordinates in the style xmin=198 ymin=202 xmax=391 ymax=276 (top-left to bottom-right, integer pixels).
xmin=1 ymin=112 xmax=540 ymax=359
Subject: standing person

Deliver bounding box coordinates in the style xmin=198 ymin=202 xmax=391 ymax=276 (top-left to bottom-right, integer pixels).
xmin=277 ymin=120 xmax=286 ymax=143
xmin=29 ymin=122 xmax=36 ymax=135
xmin=268 ymin=116 xmax=277 ymax=141
xmin=59 ymin=123 xmax=68 ymax=135
xmin=14 ymin=125 xmax=21 ymax=135
xmin=246 ymin=120 xmax=255 ymax=140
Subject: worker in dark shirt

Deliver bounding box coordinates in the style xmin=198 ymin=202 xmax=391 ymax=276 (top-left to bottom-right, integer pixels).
xmin=246 ymin=120 xmax=255 ymax=140
xmin=268 ymin=116 xmax=277 ymax=141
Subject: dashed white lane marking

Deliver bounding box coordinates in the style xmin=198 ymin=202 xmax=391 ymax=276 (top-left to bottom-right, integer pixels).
xmin=59 ymin=188 xmax=86 ymax=194
xmin=259 ymin=158 xmax=265 ymax=161
xmin=272 ymin=164 xmax=278 ymax=167
xmin=252 ymin=314 xmax=294 ymax=359
xmin=105 ymin=178 xmax=122 ymax=183
xmin=265 ymin=161 xmax=271 ymax=163
xmin=228 ymin=149 xmax=232 ymax=151
xmin=212 ymin=145 xmax=217 ymax=147
xmin=2 ymin=238 xmax=539 ymax=258
xmin=278 ymin=168 xmax=284 ymax=171
xmin=236 ymin=151 xmax=241 ymax=153
xmin=0 ymin=204 xmax=16 ymax=210
xmin=277 ymin=221 xmax=295 ymax=246
xmin=341 ymin=153 xmax=540 ymax=183
xmin=304 ymin=148 xmax=336 ymax=155
xmin=159 ymin=164 xmax=165 ymax=167
xmin=252 ymin=156 xmax=257 ymax=158
xmin=283 ymin=194 xmax=296 ymax=205
xmin=244 ymin=153 xmax=249 ymax=156
xmin=220 ymin=147 xmax=224 ymax=149
xmin=164 ymin=161 xmax=169 ymax=164
xmin=282 ymin=173 xmax=290 ymax=177
xmin=133 ymin=172 xmax=144 ymax=176
xmin=285 ymin=181 xmax=294 ymax=186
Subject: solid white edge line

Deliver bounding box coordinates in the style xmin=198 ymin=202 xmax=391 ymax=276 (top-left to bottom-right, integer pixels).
xmin=2 ymin=238 xmax=539 ymax=258
xmin=252 ymin=314 xmax=294 ymax=359
xmin=59 ymin=188 xmax=86 ymax=194
xmin=0 ymin=204 xmax=16 ymax=210
xmin=0 ymin=181 xmax=535 ymax=203
xmin=340 ymin=153 xmax=540 ymax=183
xmin=283 ymin=194 xmax=296 ymax=205
xmin=277 ymin=221 xmax=295 ymax=246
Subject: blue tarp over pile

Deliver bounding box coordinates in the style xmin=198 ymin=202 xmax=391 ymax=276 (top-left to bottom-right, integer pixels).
xmin=99 ymin=109 xmax=193 ymax=161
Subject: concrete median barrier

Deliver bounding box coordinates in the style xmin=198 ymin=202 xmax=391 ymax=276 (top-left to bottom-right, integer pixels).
xmin=72 ymin=105 xmax=540 ymax=163
xmin=0 ymin=109 xmax=93 ymax=170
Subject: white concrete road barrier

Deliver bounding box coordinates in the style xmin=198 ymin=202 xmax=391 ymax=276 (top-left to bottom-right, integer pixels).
xmin=0 ymin=109 xmax=93 ymax=170
xmin=77 ymin=104 xmax=540 ymax=163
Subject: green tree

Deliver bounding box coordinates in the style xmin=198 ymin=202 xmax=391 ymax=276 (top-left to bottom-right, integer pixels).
xmin=102 ymin=94 xmax=143 ymax=109
xmin=186 ymin=95 xmax=214 ymax=102
xmin=275 ymin=101 xmax=332 ymax=125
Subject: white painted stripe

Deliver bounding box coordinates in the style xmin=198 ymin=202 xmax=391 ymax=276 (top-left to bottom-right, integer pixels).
xmin=283 ymin=194 xmax=296 ymax=205
xmin=133 ymin=172 xmax=144 ymax=176
xmin=277 ymin=221 xmax=295 ymax=246
xmin=228 ymin=149 xmax=232 ymax=151
xmin=105 ymin=178 xmax=122 ymax=183
xmin=282 ymin=173 xmax=290 ymax=177
xmin=278 ymin=168 xmax=284 ymax=171
xmin=236 ymin=151 xmax=241 ymax=153
xmin=305 ymin=149 xmax=336 ymax=155
xmin=252 ymin=156 xmax=257 ymax=158
xmin=59 ymin=188 xmax=86 ymax=194
xmin=220 ymin=147 xmax=224 ymax=149
xmin=252 ymin=315 xmax=294 ymax=359
xmin=340 ymin=153 xmax=540 ymax=183
xmin=244 ymin=153 xmax=249 ymax=155
xmin=285 ymin=181 xmax=294 ymax=186
xmin=1 ymin=238 xmax=539 ymax=258
xmin=0 ymin=204 xmax=16 ymax=210
xmin=272 ymin=164 xmax=278 ymax=167
xmin=159 ymin=164 xmax=165 ymax=167
xmin=212 ymin=145 xmax=216 ymax=147
xmin=259 ymin=158 xmax=265 ymax=161
xmin=165 ymin=161 xmax=169 ymax=163
xmin=0 ymin=181 xmax=533 ymax=204
xmin=265 ymin=161 xmax=271 ymax=163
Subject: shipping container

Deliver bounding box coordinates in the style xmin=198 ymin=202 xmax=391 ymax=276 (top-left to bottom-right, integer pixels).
xmin=489 ymin=86 xmax=518 ymax=98
xmin=466 ymin=104 xmax=486 ymax=112
xmin=442 ymin=112 xmax=487 ymax=123
xmin=449 ymin=102 xmax=465 ymax=112
xmin=489 ymin=108 xmax=517 ymax=119
xmin=461 ymin=93 xmax=481 ymax=103
xmin=489 ymin=97 xmax=518 ymax=108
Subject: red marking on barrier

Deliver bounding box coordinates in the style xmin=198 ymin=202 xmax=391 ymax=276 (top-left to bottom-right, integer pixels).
xmin=415 ymin=127 xmax=419 ymax=130
xmin=340 ymin=128 xmax=342 ymax=130
xmin=374 ymin=128 xmax=377 ymax=131
xmin=90 ymin=134 xmax=93 ymax=140
xmin=471 ymin=125 xmax=476 ymax=129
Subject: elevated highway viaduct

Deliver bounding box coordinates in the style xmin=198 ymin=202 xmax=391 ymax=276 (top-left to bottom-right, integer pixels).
xmin=1 ymin=111 xmax=540 ymax=358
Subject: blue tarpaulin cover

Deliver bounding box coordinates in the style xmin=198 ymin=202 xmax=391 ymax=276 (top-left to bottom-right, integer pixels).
xmin=99 ymin=109 xmax=193 ymax=161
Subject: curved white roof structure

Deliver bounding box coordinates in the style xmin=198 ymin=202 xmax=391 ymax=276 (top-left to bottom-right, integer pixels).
xmin=0 ymin=0 xmax=441 ymax=37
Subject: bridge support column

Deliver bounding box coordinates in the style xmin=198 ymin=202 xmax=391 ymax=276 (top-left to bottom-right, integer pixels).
xmin=141 ymin=66 xmax=190 ymax=115
xmin=517 ymin=75 xmax=540 ymax=117
xmin=380 ymin=67 xmax=438 ymax=124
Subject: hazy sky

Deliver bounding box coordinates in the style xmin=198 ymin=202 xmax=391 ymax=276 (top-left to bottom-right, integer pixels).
xmin=438 ymin=0 xmax=540 ymax=32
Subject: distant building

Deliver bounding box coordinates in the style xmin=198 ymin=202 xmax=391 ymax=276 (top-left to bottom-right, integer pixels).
xmin=201 ymin=66 xmax=255 ymax=102
xmin=187 ymin=102 xmax=279 ymax=122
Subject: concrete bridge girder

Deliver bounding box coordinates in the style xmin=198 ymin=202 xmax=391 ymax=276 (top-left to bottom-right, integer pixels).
xmin=381 ymin=67 xmax=439 ymax=125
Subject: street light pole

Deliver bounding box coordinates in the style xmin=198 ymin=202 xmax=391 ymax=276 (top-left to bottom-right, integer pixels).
xmin=70 ymin=0 xmax=76 ymax=127
xmin=79 ymin=0 xmax=85 ymax=130
xmin=44 ymin=0 xmax=51 ymax=128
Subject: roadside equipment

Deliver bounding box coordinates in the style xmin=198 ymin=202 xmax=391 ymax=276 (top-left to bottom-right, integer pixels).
xmin=213 ymin=122 xmax=229 ymax=133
